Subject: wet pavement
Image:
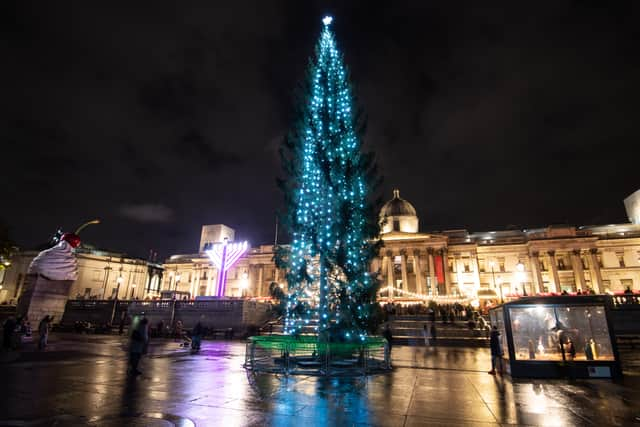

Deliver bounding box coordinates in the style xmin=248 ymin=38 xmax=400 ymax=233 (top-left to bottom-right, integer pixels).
xmin=1 ymin=334 xmax=639 ymax=426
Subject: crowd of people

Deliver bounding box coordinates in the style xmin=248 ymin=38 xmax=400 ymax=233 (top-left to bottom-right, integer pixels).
xmin=384 ymin=302 xmax=482 ymax=324
xmin=2 ymin=314 xmax=53 ymax=351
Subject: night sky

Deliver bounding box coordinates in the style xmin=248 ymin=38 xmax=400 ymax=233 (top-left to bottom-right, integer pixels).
xmin=2 ymin=2 xmax=639 ymax=259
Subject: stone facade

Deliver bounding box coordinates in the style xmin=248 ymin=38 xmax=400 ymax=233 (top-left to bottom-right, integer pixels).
xmin=1 ymin=249 xmax=163 ymax=304
xmin=3 ymin=192 xmax=640 ymax=305
xmin=16 ymin=275 xmax=74 ymax=324
xmin=162 ymin=194 xmax=640 ymax=302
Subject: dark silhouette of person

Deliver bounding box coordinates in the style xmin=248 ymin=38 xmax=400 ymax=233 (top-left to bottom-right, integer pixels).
xmin=489 ymin=326 xmax=503 ymax=374
xmin=128 ymin=318 xmax=149 ymax=375
xmin=383 ymin=324 xmax=393 ymax=357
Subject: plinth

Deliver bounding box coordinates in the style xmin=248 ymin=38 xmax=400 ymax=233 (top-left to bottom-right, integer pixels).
xmin=16 ymin=274 xmax=74 ymax=323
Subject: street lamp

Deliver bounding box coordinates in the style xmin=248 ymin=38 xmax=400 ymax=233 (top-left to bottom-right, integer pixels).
xmin=489 ymin=260 xmax=503 ymax=304
xmin=516 ymin=261 xmax=526 ymax=296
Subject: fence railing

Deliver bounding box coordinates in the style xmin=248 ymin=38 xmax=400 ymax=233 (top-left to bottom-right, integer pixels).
xmin=244 ymin=335 xmax=390 ymax=376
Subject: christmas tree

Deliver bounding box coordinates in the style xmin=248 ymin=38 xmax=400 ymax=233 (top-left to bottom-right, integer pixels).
xmin=276 ymin=16 xmax=382 ymax=342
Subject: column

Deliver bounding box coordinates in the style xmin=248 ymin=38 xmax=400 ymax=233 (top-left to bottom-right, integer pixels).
xmin=400 ymin=251 xmax=409 ymax=293
xmin=473 ymin=252 xmax=481 ymax=290
xmin=193 ymin=267 xmax=200 ymax=297
xmin=385 ymin=251 xmax=395 ymax=295
xmin=529 ymin=251 xmax=544 ymax=294
xmin=571 ymin=249 xmax=587 ymax=291
xmin=547 ymin=250 xmax=560 ymax=293
xmin=413 ymin=249 xmax=424 ymax=296
xmin=206 ymin=268 xmax=214 ymax=296
xmin=588 ymin=248 xmax=603 ymax=293
xmin=442 ymin=248 xmax=451 ymax=295
xmin=257 ymin=265 xmax=264 ymax=297
xmin=428 ymin=248 xmax=437 ymax=296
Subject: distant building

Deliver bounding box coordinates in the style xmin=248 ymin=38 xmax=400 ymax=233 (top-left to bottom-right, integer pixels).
xmin=3 ymin=191 xmax=640 ymax=305
xmin=624 ymin=189 xmax=640 ymax=225
xmin=0 ymin=247 xmax=163 ymax=304
xmin=163 ymin=191 xmax=640 ymax=304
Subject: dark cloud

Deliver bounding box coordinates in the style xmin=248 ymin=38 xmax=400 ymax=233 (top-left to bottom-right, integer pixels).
xmin=119 ymin=204 xmax=175 ymax=224
xmin=1 ymin=1 xmax=638 ymax=257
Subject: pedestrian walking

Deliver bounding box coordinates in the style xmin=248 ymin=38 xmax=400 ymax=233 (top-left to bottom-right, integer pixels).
xmin=118 ymin=314 xmax=126 ymax=335
xmin=422 ymin=324 xmax=429 ymax=346
xmin=383 ymin=323 xmax=393 ymax=360
xmin=191 ymin=320 xmax=204 ymax=352
xmin=488 ymin=326 xmax=503 ymax=375
xmin=128 ymin=317 xmax=149 ymax=376
xmin=430 ymin=323 xmax=437 ymax=346
xmin=38 ymin=315 xmax=52 ymax=350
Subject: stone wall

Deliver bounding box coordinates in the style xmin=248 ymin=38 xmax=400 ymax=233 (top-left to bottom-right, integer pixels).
xmin=16 ymin=274 xmax=74 ymax=324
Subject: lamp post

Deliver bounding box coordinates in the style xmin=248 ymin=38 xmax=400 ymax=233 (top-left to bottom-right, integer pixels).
xmin=489 ymin=261 xmax=503 ymax=304
xmin=516 ymin=261 xmax=526 ymax=296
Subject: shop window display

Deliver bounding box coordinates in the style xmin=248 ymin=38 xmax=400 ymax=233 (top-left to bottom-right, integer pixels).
xmin=509 ymin=305 xmax=613 ymax=362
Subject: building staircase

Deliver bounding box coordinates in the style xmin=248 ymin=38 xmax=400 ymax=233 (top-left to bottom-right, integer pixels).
xmin=261 ymin=315 xmax=489 ymax=347
xmin=389 ymin=316 xmax=490 ymax=347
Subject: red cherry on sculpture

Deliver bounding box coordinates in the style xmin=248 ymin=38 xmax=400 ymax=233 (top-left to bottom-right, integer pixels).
xmin=61 ymin=233 xmax=81 ymax=248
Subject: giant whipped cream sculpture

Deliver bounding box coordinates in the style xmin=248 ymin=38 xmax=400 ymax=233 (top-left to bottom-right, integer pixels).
xmin=28 ymin=233 xmax=81 ymax=281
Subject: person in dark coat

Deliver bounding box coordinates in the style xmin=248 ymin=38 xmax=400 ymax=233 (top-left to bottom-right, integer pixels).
xmin=38 ymin=315 xmax=52 ymax=351
xmin=430 ymin=323 xmax=437 ymax=346
xmin=488 ymin=326 xmax=503 ymax=374
xmin=383 ymin=324 xmax=393 ymax=357
xmin=191 ymin=320 xmax=204 ymax=351
xmin=128 ymin=318 xmax=149 ymax=375
xmin=2 ymin=316 xmax=16 ymax=350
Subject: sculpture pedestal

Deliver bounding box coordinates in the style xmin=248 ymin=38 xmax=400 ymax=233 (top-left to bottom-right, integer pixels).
xmin=16 ymin=274 xmax=74 ymax=323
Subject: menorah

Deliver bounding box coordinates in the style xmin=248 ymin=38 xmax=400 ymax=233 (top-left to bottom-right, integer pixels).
xmin=205 ymin=239 xmax=249 ymax=297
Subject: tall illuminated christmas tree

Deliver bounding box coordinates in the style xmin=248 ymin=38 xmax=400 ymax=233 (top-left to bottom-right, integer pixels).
xmin=277 ymin=16 xmax=382 ymax=342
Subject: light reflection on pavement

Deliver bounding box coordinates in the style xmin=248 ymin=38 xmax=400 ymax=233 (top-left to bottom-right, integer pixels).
xmin=0 ymin=334 xmax=638 ymax=426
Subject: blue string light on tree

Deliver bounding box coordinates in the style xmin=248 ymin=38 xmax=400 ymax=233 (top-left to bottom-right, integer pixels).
xmin=276 ymin=16 xmax=383 ymax=342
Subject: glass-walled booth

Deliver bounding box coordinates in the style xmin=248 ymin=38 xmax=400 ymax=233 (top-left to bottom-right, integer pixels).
xmin=489 ymin=296 xmax=621 ymax=378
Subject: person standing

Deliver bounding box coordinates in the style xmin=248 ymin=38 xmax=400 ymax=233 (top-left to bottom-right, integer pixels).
xmin=128 ymin=318 xmax=149 ymax=376
xmin=38 ymin=315 xmax=52 ymax=351
xmin=488 ymin=326 xmax=503 ymax=375
xmin=430 ymin=323 xmax=437 ymax=346
xmin=2 ymin=316 xmax=16 ymax=350
xmin=422 ymin=324 xmax=429 ymax=346
xmin=383 ymin=323 xmax=393 ymax=361
xmin=191 ymin=320 xmax=204 ymax=351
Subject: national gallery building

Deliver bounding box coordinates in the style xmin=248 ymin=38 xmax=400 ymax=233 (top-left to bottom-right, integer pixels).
xmin=162 ymin=190 xmax=640 ymax=305
xmin=2 ymin=190 xmax=640 ymax=305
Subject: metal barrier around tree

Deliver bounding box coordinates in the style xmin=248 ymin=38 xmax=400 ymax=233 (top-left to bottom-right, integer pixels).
xmin=244 ymin=335 xmax=390 ymax=376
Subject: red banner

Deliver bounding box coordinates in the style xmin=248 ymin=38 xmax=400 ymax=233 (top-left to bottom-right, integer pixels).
xmin=435 ymin=255 xmax=445 ymax=284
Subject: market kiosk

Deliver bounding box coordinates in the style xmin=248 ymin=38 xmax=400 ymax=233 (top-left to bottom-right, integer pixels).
xmin=489 ymin=296 xmax=622 ymax=378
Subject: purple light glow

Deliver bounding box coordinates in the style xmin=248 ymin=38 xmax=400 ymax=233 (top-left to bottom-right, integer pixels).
xmin=206 ymin=239 xmax=248 ymax=297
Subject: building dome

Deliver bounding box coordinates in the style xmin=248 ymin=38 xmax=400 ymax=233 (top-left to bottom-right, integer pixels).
xmin=380 ymin=189 xmax=419 ymax=234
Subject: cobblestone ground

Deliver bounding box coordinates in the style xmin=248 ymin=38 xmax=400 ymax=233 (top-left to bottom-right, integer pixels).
xmin=0 ymin=333 xmax=639 ymax=426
